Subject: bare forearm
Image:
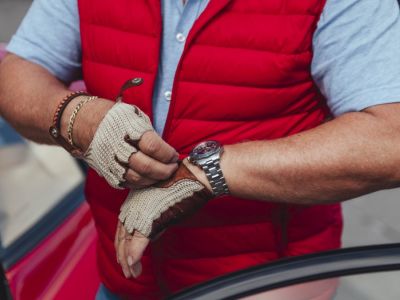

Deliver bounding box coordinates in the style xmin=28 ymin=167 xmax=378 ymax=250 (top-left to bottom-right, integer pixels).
xmin=0 ymin=54 xmax=71 ymax=143
xmin=224 ymin=106 xmax=400 ymax=204
xmin=0 ymin=54 xmax=179 ymax=192
xmin=0 ymin=54 xmax=115 ymax=148
xmin=189 ymin=104 xmax=400 ymax=204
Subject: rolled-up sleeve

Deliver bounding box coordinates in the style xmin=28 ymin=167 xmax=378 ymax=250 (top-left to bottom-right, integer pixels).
xmin=312 ymin=0 xmax=400 ymax=116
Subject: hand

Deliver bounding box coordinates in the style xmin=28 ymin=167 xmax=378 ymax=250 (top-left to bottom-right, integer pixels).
xmin=122 ymin=130 xmax=179 ymax=189
xmin=115 ymin=161 xmax=213 ymax=278
xmin=61 ymin=96 xmax=114 ymax=151
xmin=114 ymin=220 xmax=149 ymax=279
xmin=66 ymin=98 xmax=179 ymax=189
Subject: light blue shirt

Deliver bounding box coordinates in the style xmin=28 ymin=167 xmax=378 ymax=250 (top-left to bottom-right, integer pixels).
xmin=7 ymin=0 xmax=400 ymax=135
xmin=154 ymin=0 xmax=209 ymax=133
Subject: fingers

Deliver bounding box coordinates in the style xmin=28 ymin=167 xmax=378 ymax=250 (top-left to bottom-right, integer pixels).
xmin=115 ymin=222 xmax=149 ymax=279
xmin=124 ymin=231 xmax=149 ymax=278
xmin=116 ymin=224 xmax=132 ymax=279
xmin=114 ymin=221 xmax=123 ymax=260
xmin=139 ymin=131 xmax=179 ymax=164
xmin=127 ymin=151 xmax=178 ymax=181
xmin=123 ymin=168 xmax=158 ymax=189
xmin=131 ymin=261 xmax=142 ymax=279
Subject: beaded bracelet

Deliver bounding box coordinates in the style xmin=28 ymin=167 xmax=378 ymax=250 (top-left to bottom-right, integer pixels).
xmin=49 ymin=91 xmax=89 ymax=157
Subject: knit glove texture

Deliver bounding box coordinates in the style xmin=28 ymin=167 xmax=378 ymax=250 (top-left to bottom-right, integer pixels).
xmin=83 ymin=102 xmax=153 ymax=189
xmin=119 ymin=163 xmax=213 ymax=238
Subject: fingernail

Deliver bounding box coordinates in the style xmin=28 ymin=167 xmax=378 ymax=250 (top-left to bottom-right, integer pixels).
xmin=172 ymin=153 xmax=179 ymax=163
xmin=127 ymin=256 xmax=133 ymax=266
xmin=131 ymin=262 xmax=142 ymax=278
xmin=123 ymin=268 xmax=131 ymax=278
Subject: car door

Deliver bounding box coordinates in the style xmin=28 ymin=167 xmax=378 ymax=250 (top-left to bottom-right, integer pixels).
xmin=170 ymin=243 xmax=400 ymax=300
xmin=0 ymin=44 xmax=99 ymax=300
xmin=0 ymin=119 xmax=99 ymax=300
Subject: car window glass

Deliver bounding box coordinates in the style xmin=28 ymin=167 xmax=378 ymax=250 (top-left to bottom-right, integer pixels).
xmin=0 ymin=118 xmax=83 ymax=248
xmin=342 ymin=189 xmax=400 ymax=248
xmin=240 ymin=270 xmax=400 ymax=300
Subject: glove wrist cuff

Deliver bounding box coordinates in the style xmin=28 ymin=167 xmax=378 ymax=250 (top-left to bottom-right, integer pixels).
xmin=119 ymin=163 xmax=213 ymax=238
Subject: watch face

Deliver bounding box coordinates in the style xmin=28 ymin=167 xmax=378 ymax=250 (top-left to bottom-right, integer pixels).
xmin=190 ymin=140 xmax=220 ymax=161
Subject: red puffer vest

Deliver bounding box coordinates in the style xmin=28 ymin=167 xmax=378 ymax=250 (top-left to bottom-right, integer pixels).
xmin=78 ymin=0 xmax=342 ymax=298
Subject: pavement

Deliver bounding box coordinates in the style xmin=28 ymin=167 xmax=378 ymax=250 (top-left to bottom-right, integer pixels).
xmin=1 ymin=1 xmax=400 ymax=299
xmin=0 ymin=0 xmax=31 ymax=43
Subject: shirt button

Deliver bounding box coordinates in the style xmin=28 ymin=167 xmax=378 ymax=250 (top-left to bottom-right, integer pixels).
xmin=176 ymin=33 xmax=186 ymax=43
xmin=164 ymin=91 xmax=172 ymax=101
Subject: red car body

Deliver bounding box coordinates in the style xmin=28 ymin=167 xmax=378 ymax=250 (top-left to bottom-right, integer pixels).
xmin=0 ymin=44 xmax=100 ymax=300
xmin=6 ymin=204 xmax=99 ymax=300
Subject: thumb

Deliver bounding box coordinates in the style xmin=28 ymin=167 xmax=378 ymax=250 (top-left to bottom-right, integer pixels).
xmin=125 ymin=231 xmax=149 ymax=278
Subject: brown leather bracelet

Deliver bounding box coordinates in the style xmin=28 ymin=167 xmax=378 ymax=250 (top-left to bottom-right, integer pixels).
xmin=49 ymin=91 xmax=89 ymax=157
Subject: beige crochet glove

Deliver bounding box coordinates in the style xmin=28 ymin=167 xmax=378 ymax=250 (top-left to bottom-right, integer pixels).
xmin=119 ymin=163 xmax=213 ymax=238
xmin=83 ymin=102 xmax=153 ymax=189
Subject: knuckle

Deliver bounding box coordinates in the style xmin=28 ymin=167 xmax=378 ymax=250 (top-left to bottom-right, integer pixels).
xmin=164 ymin=163 xmax=178 ymax=177
xmin=159 ymin=167 xmax=173 ymax=180
xmin=128 ymin=152 xmax=138 ymax=167
xmin=167 ymin=151 xmax=176 ymax=162
xmin=138 ymin=160 xmax=152 ymax=175
xmin=126 ymin=171 xmax=141 ymax=183
xmin=143 ymin=134 xmax=161 ymax=155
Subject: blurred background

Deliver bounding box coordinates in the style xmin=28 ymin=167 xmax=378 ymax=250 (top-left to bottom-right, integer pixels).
xmin=1 ymin=1 xmax=400 ymax=299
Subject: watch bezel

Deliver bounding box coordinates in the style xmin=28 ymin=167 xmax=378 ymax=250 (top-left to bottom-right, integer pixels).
xmin=189 ymin=140 xmax=221 ymax=162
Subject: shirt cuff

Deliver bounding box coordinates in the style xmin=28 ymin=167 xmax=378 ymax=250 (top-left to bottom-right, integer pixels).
xmin=330 ymin=88 xmax=400 ymax=116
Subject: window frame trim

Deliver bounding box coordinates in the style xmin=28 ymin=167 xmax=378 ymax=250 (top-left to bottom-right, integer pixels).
xmin=169 ymin=243 xmax=400 ymax=300
xmin=0 ymin=182 xmax=85 ymax=269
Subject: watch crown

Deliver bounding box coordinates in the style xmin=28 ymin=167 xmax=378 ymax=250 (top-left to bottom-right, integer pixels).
xmin=188 ymin=141 xmax=229 ymax=197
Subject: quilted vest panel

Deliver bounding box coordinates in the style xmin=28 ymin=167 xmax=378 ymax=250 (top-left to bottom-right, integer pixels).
xmin=78 ymin=0 xmax=342 ymax=296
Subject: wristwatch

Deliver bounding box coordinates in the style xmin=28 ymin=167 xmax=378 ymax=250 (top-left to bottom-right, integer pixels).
xmin=188 ymin=140 xmax=230 ymax=197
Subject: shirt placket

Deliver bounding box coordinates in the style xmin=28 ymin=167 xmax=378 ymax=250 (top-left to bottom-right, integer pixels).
xmin=154 ymin=0 xmax=209 ymax=134
xmin=162 ymin=1 xmax=202 ymax=103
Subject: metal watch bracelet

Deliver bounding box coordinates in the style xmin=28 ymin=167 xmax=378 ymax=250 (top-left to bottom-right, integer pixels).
xmin=202 ymin=158 xmax=229 ymax=197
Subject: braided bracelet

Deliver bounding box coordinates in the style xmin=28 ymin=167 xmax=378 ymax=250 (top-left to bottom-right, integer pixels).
xmin=49 ymin=91 xmax=90 ymax=157
xmin=67 ymin=95 xmax=98 ymax=147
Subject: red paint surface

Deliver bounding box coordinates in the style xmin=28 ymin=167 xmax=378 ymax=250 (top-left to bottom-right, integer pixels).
xmin=6 ymin=202 xmax=100 ymax=300
xmin=1 ymin=44 xmax=98 ymax=299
